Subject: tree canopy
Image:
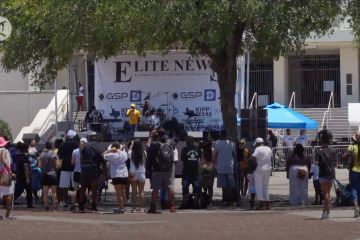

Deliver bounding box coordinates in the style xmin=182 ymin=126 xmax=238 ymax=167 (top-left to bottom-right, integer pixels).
xmin=0 ymin=0 xmax=346 ymax=139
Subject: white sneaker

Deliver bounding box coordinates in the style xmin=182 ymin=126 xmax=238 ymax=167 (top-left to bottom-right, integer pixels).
xmin=326 ymin=212 xmax=330 ymax=219
xmin=321 ymin=212 xmax=328 ymax=220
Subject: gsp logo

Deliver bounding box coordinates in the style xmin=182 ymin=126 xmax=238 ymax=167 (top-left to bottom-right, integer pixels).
xmin=180 ymin=91 xmax=202 ymax=99
xmin=204 ymin=89 xmax=216 ymax=101
xmin=130 ymin=90 xmax=142 ymax=102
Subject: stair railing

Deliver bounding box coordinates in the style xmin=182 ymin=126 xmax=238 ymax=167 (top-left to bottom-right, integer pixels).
xmin=249 ymin=92 xmax=257 ymax=109
xmin=288 ymin=91 xmax=296 ymax=109
xmin=321 ymin=91 xmax=334 ymax=129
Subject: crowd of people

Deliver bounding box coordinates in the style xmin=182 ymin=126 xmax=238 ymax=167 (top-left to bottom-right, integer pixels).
xmin=0 ymin=125 xmax=358 ymax=220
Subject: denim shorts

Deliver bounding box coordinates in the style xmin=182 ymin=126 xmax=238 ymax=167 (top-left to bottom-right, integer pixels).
xmin=319 ymin=177 xmax=333 ymax=184
xmin=130 ymin=172 xmax=146 ymax=183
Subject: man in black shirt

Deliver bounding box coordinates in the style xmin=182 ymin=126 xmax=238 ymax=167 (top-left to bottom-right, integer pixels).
xmin=180 ymin=136 xmax=201 ymax=208
xmin=78 ymin=141 xmax=106 ymax=212
xmin=57 ymin=130 xmax=79 ymax=208
xmin=13 ymin=142 xmax=33 ymax=208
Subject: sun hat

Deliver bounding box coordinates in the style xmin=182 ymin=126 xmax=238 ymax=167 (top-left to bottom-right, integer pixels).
xmin=0 ymin=137 xmax=9 ymax=148
xmin=66 ymin=129 xmax=77 ymax=139
xmin=253 ymin=137 xmax=264 ymax=146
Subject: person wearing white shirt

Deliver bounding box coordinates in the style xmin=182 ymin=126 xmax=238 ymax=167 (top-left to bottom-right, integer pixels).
xmin=70 ymin=137 xmax=87 ymax=211
xmin=76 ymin=82 xmax=85 ymax=111
xmin=310 ymin=160 xmax=322 ymax=205
xmin=283 ymin=128 xmax=294 ymax=161
xmin=252 ymin=137 xmax=273 ymax=210
xmin=296 ymin=129 xmax=309 ymax=146
xmin=103 ymin=143 xmax=128 ymax=213
xmin=283 ymin=129 xmax=295 ymax=147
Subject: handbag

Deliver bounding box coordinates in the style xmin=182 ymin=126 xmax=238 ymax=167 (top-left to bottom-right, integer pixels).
xmin=297 ymin=169 xmax=307 ymax=179
xmin=0 ymin=151 xmax=12 ymax=187
xmin=0 ymin=171 xmax=12 ymax=186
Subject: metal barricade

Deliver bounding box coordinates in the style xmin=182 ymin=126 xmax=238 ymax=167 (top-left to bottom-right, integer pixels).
xmin=272 ymin=146 xmax=314 ymax=171
xmin=313 ymin=145 xmax=349 ymax=167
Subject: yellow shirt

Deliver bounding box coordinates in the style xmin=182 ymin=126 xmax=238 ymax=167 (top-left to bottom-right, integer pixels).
xmin=348 ymin=144 xmax=360 ymax=173
xmin=127 ymin=109 xmax=141 ymax=125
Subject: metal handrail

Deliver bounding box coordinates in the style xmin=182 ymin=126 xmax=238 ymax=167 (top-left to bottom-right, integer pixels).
xmin=249 ymin=92 xmax=257 ymax=109
xmin=289 ymin=91 xmax=296 ymax=109
xmin=321 ymin=91 xmax=334 ymax=128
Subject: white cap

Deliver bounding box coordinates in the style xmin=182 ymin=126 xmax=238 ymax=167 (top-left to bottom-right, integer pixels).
xmin=254 ymin=137 xmax=264 ymax=146
xmin=80 ymin=137 xmax=88 ymax=143
xmin=66 ymin=129 xmax=77 ymax=139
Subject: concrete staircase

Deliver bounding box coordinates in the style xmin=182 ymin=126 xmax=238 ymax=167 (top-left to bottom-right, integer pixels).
xmin=295 ymin=108 xmax=355 ymax=141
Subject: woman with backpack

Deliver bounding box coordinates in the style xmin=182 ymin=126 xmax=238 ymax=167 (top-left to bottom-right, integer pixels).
xmin=315 ymin=130 xmax=337 ymax=220
xmin=39 ymin=141 xmax=59 ymax=211
xmin=129 ymin=139 xmax=147 ymax=213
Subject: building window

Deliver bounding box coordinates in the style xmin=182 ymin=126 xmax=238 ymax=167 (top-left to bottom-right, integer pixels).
xmin=346 ymin=73 xmax=352 ymax=95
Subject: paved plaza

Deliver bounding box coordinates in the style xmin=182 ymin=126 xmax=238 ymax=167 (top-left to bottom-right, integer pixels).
xmin=1 ymin=169 xmax=360 ymax=240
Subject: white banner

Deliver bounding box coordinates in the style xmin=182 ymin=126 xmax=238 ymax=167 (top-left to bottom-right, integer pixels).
xmin=94 ymin=53 xmax=223 ymax=130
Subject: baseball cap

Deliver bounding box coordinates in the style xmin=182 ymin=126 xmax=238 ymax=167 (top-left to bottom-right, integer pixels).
xmin=80 ymin=137 xmax=88 ymax=143
xmin=130 ymin=103 xmax=136 ymax=108
xmin=66 ymin=129 xmax=77 ymax=139
xmin=254 ymin=137 xmax=264 ymax=146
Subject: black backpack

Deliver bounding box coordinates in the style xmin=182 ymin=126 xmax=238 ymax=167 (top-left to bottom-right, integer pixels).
xmin=156 ymin=142 xmax=174 ymax=171
xmin=317 ymin=147 xmax=336 ymax=180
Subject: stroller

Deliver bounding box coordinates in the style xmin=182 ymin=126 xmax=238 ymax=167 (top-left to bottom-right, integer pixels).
xmin=333 ymin=179 xmax=353 ymax=207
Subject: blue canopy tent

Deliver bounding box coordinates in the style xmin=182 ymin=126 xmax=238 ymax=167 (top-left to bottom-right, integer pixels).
xmin=264 ymin=103 xmax=318 ymax=130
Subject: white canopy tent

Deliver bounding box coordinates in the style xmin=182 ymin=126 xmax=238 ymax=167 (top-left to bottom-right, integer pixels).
xmin=348 ymin=103 xmax=360 ymax=140
xmin=348 ymin=103 xmax=360 ymax=128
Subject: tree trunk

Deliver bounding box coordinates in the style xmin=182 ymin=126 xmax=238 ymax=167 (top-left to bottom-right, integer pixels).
xmin=215 ymin=47 xmax=238 ymax=141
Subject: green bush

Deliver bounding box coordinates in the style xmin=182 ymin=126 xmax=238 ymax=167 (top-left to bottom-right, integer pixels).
xmin=0 ymin=118 xmax=12 ymax=142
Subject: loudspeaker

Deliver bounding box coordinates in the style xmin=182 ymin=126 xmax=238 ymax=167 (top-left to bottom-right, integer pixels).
xmin=22 ymin=133 xmax=40 ymax=143
xmin=240 ymin=118 xmax=268 ymax=141
xmin=240 ymin=109 xmax=267 ymax=119
xmin=209 ymin=130 xmax=220 ymax=141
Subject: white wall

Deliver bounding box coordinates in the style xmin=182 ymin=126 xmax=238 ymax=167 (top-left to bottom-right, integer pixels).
xmin=273 ymin=57 xmax=288 ymax=105
xmin=0 ymin=55 xmax=87 ymax=139
xmin=340 ymin=47 xmax=359 ymax=107
xmin=0 ymin=92 xmax=54 ymax=139
xmin=0 ymin=68 xmax=28 ymax=91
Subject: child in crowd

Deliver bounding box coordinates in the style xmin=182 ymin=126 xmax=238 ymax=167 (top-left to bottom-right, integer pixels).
xmin=247 ymin=157 xmax=257 ymax=209
xmin=310 ymin=159 xmax=323 ymax=205
xmin=248 ymin=174 xmax=256 ymax=209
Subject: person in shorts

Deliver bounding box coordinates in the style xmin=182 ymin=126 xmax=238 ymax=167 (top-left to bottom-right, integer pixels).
xmin=57 ymin=130 xmax=79 ymax=208
xmin=70 ymin=137 xmax=87 ymax=211
xmin=103 ymin=142 xmax=128 ymax=213
xmin=39 ymin=141 xmax=58 ymax=211
xmin=128 ymin=139 xmax=147 ymax=212
xmin=147 ymin=129 xmax=176 ymax=213
xmin=315 ymin=130 xmax=336 ymax=220
xmin=78 ymin=141 xmax=106 ymax=212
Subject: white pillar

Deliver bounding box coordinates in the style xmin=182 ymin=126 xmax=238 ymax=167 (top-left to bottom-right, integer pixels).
xmin=273 ymin=57 xmax=288 ymax=105
xmin=340 ymin=47 xmax=359 ymax=107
